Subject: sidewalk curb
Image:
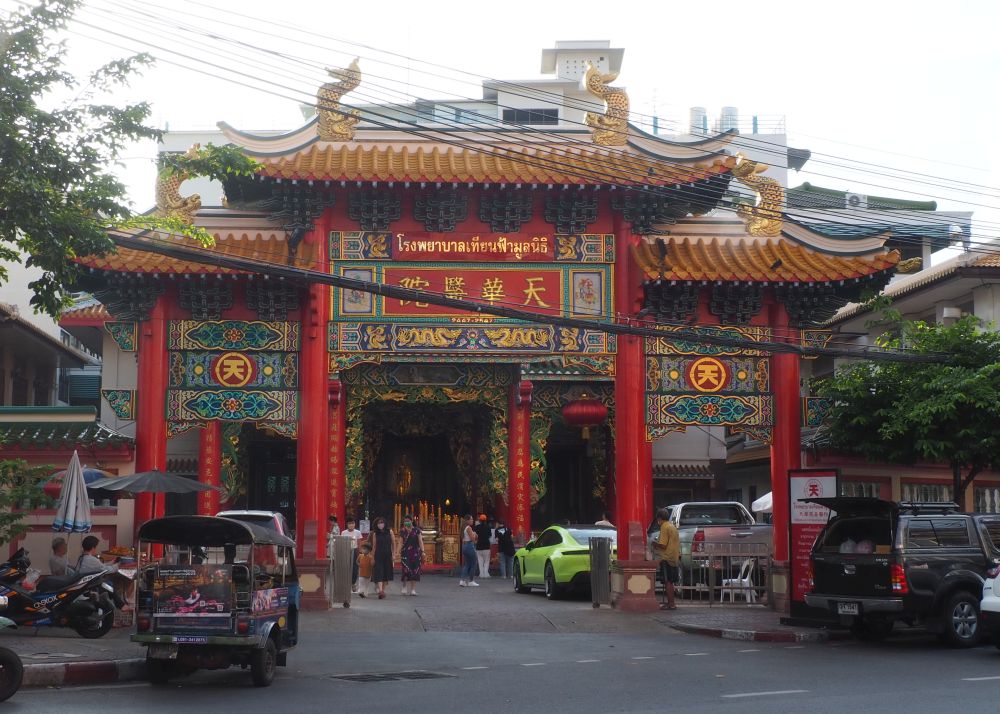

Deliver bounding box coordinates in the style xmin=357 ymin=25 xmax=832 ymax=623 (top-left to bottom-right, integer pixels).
xmin=669 ymin=622 xmax=851 ymax=643
xmin=21 ymin=658 xmax=146 ymax=688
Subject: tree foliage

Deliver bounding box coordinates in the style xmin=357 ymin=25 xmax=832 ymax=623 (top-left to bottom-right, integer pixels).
xmin=0 ymin=459 xmax=54 ymax=545
xmin=0 ymin=0 xmax=160 ymax=317
xmin=816 ymin=314 xmax=1000 ymax=502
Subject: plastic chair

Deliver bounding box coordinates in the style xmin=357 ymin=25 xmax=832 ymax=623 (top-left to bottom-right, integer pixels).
xmin=720 ymin=558 xmax=757 ymax=602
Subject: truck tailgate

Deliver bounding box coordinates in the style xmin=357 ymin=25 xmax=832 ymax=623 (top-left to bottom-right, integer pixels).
xmin=811 ymin=552 xmax=892 ymax=596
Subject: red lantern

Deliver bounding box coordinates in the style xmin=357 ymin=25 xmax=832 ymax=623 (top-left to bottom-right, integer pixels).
xmin=561 ymin=395 xmax=608 ymax=441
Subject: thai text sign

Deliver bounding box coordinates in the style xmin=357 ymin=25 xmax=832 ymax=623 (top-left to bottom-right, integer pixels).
xmin=395 ymin=232 xmax=553 ymax=262
xmin=789 ymin=469 xmax=838 ymax=603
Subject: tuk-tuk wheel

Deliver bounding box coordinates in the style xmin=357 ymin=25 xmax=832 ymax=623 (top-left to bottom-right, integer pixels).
xmin=146 ymin=657 xmax=174 ymax=685
xmin=250 ymin=637 xmax=277 ymax=687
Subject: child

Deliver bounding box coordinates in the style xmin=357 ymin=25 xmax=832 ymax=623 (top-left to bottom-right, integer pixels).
xmin=356 ymin=543 xmax=374 ymax=598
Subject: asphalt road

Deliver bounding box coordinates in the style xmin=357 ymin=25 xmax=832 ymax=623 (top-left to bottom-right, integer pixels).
xmin=11 ymin=577 xmax=1000 ymax=713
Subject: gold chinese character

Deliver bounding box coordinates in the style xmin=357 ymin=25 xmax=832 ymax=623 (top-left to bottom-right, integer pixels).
xmin=444 ymin=276 xmax=468 ymax=299
xmin=481 ymin=277 xmax=506 ymax=303
xmin=522 ymin=277 xmax=550 ymax=307
xmin=399 ymin=276 xmax=430 ymax=307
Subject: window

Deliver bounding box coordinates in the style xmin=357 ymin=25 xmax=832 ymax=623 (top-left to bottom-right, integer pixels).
xmin=906 ymin=518 xmax=972 ymax=548
xmin=501 ymin=108 xmax=559 ymax=125
xmin=678 ymin=505 xmax=745 ymax=526
xmin=906 ymin=519 xmax=939 ymax=548
xmin=841 ymin=482 xmax=882 ymax=498
xmin=725 ymin=488 xmax=742 ymax=504
xmin=976 ymin=486 xmax=1000 ymax=514
xmin=535 ymin=529 xmax=563 ymax=547
xmin=901 ymin=483 xmax=952 ymax=503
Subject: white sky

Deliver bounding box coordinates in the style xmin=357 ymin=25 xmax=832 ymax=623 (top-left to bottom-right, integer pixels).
xmin=7 ymin=0 xmax=1000 ymax=249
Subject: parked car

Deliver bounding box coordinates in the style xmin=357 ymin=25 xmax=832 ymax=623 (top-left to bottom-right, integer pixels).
xmin=645 ymin=502 xmax=772 ymax=569
xmin=976 ymin=519 xmax=1000 ymax=647
xmin=804 ymin=498 xmax=1000 ymax=647
xmin=216 ymin=510 xmax=294 ymax=541
xmin=513 ymin=524 xmax=616 ymax=599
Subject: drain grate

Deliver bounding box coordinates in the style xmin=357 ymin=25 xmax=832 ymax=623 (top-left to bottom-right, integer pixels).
xmin=333 ymin=671 xmax=454 ymax=683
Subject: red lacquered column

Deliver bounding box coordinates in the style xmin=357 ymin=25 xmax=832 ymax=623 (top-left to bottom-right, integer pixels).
xmin=197 ymin=420 xmax=222 ymax=515
xmin=508 ymin=380 xmax=532 ymax=543
xmin=769 ymin=302 xmax=802 ymax=564
xmin=613 ymin=216 xmax=651 ymax=560
xmin=296 ymin=212 xmax=331 ymax=558
xmin=328 ymin=379 xmax=346 ymax=525
xmin=135 ymin=296 xmax=168 ymax=529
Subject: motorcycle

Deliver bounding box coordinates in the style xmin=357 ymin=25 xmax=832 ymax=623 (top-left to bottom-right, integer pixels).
xmin=0 ymin=549 xmax=29 ymax=585
xmin=0 ymin=565 xmax=124 ymax=639
xmin=0 ymin=596 xmax=23 ymax=701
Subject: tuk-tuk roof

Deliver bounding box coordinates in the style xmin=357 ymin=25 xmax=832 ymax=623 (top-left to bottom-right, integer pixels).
xmin=138 ymin=515 xmax=296 ymax=548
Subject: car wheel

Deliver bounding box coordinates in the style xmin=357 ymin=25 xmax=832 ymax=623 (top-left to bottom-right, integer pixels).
xmin=544 ymin=563 xmax=562 ymax=600
xmin=850 ymin=618 xmax=894 ymax=642
xmin=0 ymin=646 xmax=24 ymax=702
xmin=250 ymin=636 xmax=278 ymax=687
xmin=943 ymin=591 xmax=980 ymax=648
xmin=513 ymin=560 xmax=530 ymax=594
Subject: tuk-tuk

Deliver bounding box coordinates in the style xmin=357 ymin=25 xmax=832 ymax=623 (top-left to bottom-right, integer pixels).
xmin=132 ymin=515 xmax=299 ymax=687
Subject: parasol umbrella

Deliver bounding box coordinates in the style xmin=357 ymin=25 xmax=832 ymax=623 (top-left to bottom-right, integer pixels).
xmin=44 ymin=466 xmax=113 ymax=500
xmin=52 ymin=451 xmax=93 ymax=533
xmin=87 ymin=469 xmax=223 ymax=518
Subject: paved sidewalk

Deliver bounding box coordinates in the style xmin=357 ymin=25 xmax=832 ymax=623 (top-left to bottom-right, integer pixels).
xmin=1 ymin=575 xmax=849 ymax=688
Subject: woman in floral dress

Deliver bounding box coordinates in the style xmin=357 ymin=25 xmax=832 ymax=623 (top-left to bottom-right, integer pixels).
xmin=399 ymin=514 xmax=424 ymax=596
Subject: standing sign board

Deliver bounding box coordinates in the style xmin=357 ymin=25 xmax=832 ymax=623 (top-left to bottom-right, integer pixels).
xmin=789 ymin=469 xmax=839 ymax=606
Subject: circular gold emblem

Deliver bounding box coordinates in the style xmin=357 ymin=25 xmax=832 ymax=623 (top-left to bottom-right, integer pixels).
xmin=212 ymin=352 xmax=255 ymax=388
xmin=687 ymin=356 xmax=728 ymax=393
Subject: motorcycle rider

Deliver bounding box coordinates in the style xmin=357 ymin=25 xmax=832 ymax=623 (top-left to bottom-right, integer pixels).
xmin=49 ymin=538 xmax=72 ymax=576
xmin=75 ymin=536 xmax=116 ymax=575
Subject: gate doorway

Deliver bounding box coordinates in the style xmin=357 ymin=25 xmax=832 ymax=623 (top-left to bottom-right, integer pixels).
xmin=245 ymin=426 xmax=297 ymax=530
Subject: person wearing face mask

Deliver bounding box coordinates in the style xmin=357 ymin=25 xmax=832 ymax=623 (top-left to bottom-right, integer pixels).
xmin=370 ymin=516 xmax=396 ymax=599
xmin=398 ymin=514 xmax=424 ymax=596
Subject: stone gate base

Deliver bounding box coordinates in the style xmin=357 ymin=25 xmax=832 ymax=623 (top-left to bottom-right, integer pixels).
xmin=610 ymin=560 xmax=660 ymax=613
xmin=297 ymin=558 xmax=331 ymax=611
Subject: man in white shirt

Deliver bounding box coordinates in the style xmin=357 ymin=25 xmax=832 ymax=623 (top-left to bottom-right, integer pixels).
xmin=76 ymin=535 xmax=115 ymax=574
xmin=49 ymin=537 xmax=72 ymax=576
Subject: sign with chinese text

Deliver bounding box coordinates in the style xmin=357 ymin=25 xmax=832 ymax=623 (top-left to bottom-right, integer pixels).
xmin=789 ymin=469 xmax=838 ymax=604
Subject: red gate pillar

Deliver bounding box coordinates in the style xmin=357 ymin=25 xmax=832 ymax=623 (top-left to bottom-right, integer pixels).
xmin=610 ymin=217 xmax=657 ymax=612
xmin=769 ymin=302 xmax=802 ymax=613
xmin=197 ymin=421 xmax=222 ymax=516
xmin=328 ymin=380 xmax=346 ymax=525
xmin=135 ymin=296 xmax=168 ymax=530
xmin=297 ymin=214 xmax=331 ymax=561
xmin=508 ymin=380 xmax=532 ymax=544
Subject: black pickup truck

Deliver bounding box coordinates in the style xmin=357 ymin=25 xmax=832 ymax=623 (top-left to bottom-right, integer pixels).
xmin=804 ymin=498 xmax=1000 ymax=647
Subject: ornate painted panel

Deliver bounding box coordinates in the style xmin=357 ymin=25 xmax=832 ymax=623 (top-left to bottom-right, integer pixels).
xmin=169 ymin=351 xmax=298 ymax=390
xmin=647 ymin=394 xmax=773 ymax=428
xmin=331 ymin=324 xmax=614 ymax=354
xmin=168 ymin=390 xmax=298 ymax=422
xmin=168 ymin=320 xmax=300 ymax=352
xmin=104 ymin=321 xmax=137 ymax=352
xmin=101 ymin=389 xmax=135 ymax=419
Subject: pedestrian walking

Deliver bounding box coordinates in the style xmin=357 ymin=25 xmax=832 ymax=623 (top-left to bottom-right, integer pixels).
xmin=494 ymin=519 xmax=516 ymax=579
xmin=458 ymin=515 xmax=479 ymax=587
xmin=370 ymin=516 xmax=395 ymax=599
xmin=651 ymin=507 xmax=679 ymax=610
xmin=326 ymin=515 xmax=341 ymax=560
xmin=356 ymin=543 xmax=374 ymax=598
xmin=342 ymin=517 xmax=362 ymax=592
xmin=398 ymin=514 xmax=424 ymax=596
xmin=474 ymin=514 xmax=492 ymax=578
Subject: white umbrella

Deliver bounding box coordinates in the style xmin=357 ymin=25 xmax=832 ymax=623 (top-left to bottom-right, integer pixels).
xmin=52 ymin=450 xmax=92 ymax=533
xmin=751 ymin=491 xmax=773 ymax=514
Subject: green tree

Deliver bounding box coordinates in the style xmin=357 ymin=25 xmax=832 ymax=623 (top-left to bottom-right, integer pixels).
xmin=0 ymin=1 xmax=259 ymax=317
xmin=816 ymin=314 xmax=1000 ymax=504
xmin=0 ymin=459 xmax=53 ymax=545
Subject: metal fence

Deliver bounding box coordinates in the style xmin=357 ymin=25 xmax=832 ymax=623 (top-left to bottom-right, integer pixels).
xmin=672 ymin=541 xmax=770 ymax=607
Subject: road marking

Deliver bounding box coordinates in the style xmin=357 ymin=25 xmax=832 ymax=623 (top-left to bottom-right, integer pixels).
xmin=963 ymin=675 xmax=1000 ymax=681
xmin=722 ymin=690 xmax=809 ymax=699
xmin=631 ymin=656 xmax=654 ymax=660
xmin=683 ymin=652 xmax=708 ymax=656
xmin=785 ymin=645 xmax=805 ymax=649
xmin=577 ymin=659 xmax=600 ymax=663
xmin=738 ymin=649 xmax=760 ymax=653
xmin=521 ymin=663 xmax=546 ymax=667
xmin=462 ymin=666 xmax=489 ymax=670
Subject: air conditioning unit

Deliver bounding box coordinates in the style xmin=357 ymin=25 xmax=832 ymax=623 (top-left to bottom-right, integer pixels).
xmin=845 ymin=193 xmax=868 ymax=209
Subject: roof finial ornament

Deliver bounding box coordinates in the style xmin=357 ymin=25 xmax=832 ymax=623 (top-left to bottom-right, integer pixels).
xmin=731 ymin=154 xmax=783 ymax=237
xmin=582 ymin=62 xmax=629 ymax=146
xmin=318 ymin=58 xmax=361 ymax=141
xmin=154 ymin=143 xmax=202 ymax=224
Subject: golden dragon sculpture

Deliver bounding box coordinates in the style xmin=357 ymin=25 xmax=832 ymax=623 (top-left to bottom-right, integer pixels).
xmin=731 ymin=155 xmax=783 ymax=237
xmin=582 ymin=62 xmax=629 ymax=146
xmin=154 ymin=144 xmax=202 ymax=224
xmin=317 ymin=58 xmax=361 ymax=141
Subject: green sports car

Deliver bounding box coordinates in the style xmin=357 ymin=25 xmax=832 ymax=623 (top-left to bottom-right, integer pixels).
xmin=513 ymin=524 xmax=617 ymax=599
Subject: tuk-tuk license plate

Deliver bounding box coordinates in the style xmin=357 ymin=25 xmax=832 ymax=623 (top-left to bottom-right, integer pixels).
xmin=147 ymin=644 xmax=179 ymax=660
xmin=837 ymin=602 xmax=860 ymax=616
